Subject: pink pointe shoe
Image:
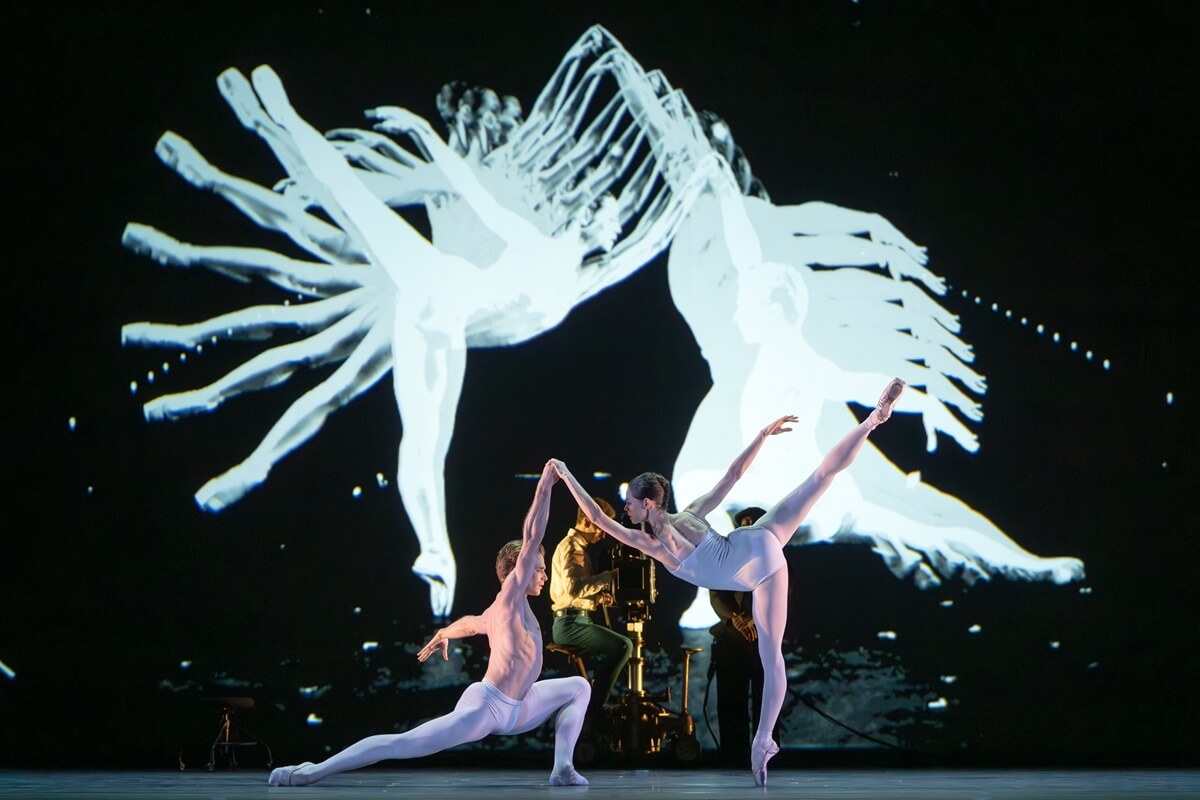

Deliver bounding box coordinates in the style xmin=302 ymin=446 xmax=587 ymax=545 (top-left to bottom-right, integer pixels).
xmin=267 ymin=762 xmax=314 ymax=786
xmin=751 ymin=739 xmax=779 ymax=787
xmin=868 ymin=377 xmax=906 ymax=429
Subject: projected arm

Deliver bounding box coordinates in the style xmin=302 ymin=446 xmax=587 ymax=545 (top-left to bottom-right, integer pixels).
xmin=369 ymin=105 xmax=539 ymax=244
xmin=193 ymin=314 xmax=393 ymax=511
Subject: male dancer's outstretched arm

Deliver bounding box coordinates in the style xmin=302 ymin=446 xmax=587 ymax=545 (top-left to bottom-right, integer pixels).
xmin=417 ymin=615 xmax=485 ymax=662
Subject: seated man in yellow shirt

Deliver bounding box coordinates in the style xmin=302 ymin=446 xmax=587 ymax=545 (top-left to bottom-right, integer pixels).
xmin=550 ymin=497 xmax=633 ymax=726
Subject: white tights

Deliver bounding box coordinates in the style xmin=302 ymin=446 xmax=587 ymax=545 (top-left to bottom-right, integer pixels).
xmin=270 ymin=676 xmax=590 ymax=786
xmin=749 ymin=415 xmax=878 ymax=752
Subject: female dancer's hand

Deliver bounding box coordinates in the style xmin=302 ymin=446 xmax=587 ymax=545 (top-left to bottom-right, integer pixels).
xmin=761 ymin=415 xmax=798 ymax=438
xmin=417 ymin=629 xmax=450 ymax=662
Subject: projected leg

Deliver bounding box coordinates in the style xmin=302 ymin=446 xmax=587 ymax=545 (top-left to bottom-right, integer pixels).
xmin=194 ymin=317 xmax=392 ymax=511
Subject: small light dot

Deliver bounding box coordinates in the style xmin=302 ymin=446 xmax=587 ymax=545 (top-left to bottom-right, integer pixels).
xmin=1005 ymin=310 xmax=1013 ymax=319
xmin=1086 ymin=351 xmax=1094 ymax=361
xmin=1103 ymin=359 xmax=1111 ymax=371
xmin=162 ymin=362 xmax=170 ymax=373
xmin=1049 ymin=641 xmax=1061 ymax=650
xmin=991 ymin=303 xmax=999 ymax=312
xmin=1021 ymin=317 xmax=1028 ymax=326
xmin=352 ymin=486 xmax=363 ymax=499
xmin=196 ymin=345 xmax=204 ymax=354
xmin=968 ymin=624 xmax=982 ymax=634
xmin=1052 ymin=332 xmax=1061 ymax=343
xmin=86 ymin=486 xmax=94 ymax=496
xmin=974 ymin=296 xmax=982 ymax=305
xmin=179 ymin=352 xmax=188 ymax=363
xmin=279 ymin=543 xmax=287 ymax=552
xmin=130 ymin=381 xmax=139 ymax=395
xmin=68 ymin=417 xmax=77 ymax=431
xmin=1069 ymin=342 xmax=1078 ymax=351
xmin=147 ymin=370 xmax=155 ymax=384
xmin=1036 ymin=324 xmax=1045 ymax=334
xmin=1165 ymin=392 xmax=1174 ymax=406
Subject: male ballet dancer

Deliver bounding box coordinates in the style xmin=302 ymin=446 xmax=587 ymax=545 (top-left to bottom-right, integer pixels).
xmin=269 ymin=461 xmax=590 ymax=786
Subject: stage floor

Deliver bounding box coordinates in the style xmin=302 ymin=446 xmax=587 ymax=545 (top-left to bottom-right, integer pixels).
xmin=2 ymin=769 xmax=1200 ymax=799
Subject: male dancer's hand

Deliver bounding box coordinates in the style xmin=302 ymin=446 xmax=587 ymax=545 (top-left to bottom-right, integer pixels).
xmin=417 ymin=630 xmax=450 ymax=662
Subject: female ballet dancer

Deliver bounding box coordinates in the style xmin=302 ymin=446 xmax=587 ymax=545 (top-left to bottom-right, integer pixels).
xmin=551 ymin=377 xmax=904 ymax=786
xmin=268 ymin=461 xmax=590 ymax=787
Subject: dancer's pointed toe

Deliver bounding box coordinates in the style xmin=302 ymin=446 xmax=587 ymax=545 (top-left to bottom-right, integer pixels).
xmin=750 ymin=739 xmax=779 ymax=787
xmin=268 ymin=762 xmax=315 ymax=786
xmin=550 ymin=767 xmax=589 ymax=786
xmin=869 ymin=377 xmax=906 ymax=429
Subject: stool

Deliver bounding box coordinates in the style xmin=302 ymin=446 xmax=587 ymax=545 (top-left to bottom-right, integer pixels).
xmin=204 ymin=696 xmax=273 ymax=771
xmin=546 ymin=643 xmax=590 ymax=681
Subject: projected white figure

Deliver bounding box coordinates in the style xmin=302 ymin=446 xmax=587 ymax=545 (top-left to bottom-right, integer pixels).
xmin=122 ymin=59 xmax=706 ymax=617
xmin=573 ymin=29 xmax=1083 ymax=627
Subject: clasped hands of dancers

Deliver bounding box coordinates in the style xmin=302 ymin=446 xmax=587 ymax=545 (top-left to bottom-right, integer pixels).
xmin=270 ymin=377 xmax=905 ymax=788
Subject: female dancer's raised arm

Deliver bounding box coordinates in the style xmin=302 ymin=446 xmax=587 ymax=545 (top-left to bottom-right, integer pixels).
xmin=682 ymin=415 xmax=797 ymax=519
xmin=550 ymin=459 xmax=674 ymax=564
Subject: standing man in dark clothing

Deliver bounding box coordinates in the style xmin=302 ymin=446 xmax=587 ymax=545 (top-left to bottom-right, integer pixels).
xmin=550 ymin=498 xmax=633 ymax=723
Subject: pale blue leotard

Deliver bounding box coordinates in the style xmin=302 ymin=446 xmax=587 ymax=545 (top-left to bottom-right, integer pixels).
xmin=666 ymin=511 xmax=786 ymax=591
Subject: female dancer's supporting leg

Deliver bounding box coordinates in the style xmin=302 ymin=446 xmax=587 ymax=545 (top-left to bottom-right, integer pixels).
xmin=745 ymin=378 xmax=904 ymax=785
xmin=750 ymin=567 xmax=788 ymax=785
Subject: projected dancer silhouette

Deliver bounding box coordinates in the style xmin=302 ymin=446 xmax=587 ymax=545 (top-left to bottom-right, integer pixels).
xmin=122 ymin=57 xmax=707 ymax=617
xmin=269 ymin=461 xmax=590 ymax=787
xmin=552 ymin=379 xmax=906 ymax=786
xmin=573 ymin=28 xmax=1083 ymax=628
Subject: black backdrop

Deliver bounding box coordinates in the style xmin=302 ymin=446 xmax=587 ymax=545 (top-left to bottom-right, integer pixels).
xmin=2 ymin=1 xmax=1196 ymax=768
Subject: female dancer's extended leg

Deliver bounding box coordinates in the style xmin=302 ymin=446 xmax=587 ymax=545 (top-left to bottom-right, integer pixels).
xmin=756 ymin=378 xmax=904 ymax=547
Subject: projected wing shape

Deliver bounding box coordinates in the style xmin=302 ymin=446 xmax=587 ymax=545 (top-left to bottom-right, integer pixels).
xmin=569 ymin=27 xmax=1084 ymax=627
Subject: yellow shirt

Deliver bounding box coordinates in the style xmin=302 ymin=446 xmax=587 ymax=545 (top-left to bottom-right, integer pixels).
xmin=550 ymin=528 xmax=616 ymax=612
